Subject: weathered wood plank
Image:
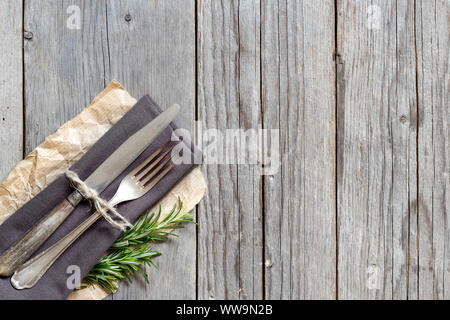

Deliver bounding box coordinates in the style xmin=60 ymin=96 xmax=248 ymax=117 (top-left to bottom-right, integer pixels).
xmin=396 ymin=0 xmax=420 ymax=300
xmin=197 ymin=0 xmax=263 ymax=299
xmin=0 ymin=0 xmax=23 ymax=181
xmin=23 ymin=0 xmax=109 ymax=294
xmin=24 ymin=0 xmax=108 ymax=153
xmin=236 ymin=0 xmax=264 ymax=300
xmin=337 ymin=0 xmax=417 ymax=299
xmin=415 ymin=0 xmax=449 ymax=300
xmin=105 ymin=0 xmax=196 ymax=129
xmin=105 ymin=0 xmax=196 ymax=300
xmin=263 ymin=0 xmax=336 ymax=299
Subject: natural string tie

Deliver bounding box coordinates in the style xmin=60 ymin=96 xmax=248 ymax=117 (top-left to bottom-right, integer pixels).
xmin=65 ymin=170 xmax=132 ymax=231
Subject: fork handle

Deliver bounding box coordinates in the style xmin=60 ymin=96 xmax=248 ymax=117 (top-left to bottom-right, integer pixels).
xmin=11 ymin=211 xmax=103 ymax=289
xmin=0 ymin=191 xmax=83 ymax=277
xmin=11 ymin=195 xmax=121 ymax=289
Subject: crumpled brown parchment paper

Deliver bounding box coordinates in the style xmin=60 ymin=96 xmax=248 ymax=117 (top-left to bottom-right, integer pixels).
xmin=0 ymin=80 xmax=206 ymax=300
xmin=0 ymin=80 xmax=136 ymax=224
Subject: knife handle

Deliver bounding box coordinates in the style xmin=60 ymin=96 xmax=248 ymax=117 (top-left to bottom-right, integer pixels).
xmin=0 ymin=191 xmax=83 ymax=277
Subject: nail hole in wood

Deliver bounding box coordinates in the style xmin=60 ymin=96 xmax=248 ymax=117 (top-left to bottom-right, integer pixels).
xmin=399 ymin=115 xmax=408 ymax=124
xmin=24 ymin=31 xmax=33 ymax=40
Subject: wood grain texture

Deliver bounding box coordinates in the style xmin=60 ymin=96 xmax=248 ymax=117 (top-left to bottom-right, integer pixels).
xmin=0 ymin=0 xmax=23 ymax=181
xmin=263 ymin=0 xmax=336 ymax=299
xmin=105 ymin=0 xmax=196 ymax=129
xmin=197 ymin=0 xmax=263 ymax=300
xmin=396 ymin=0 xmax=419 ymax=300
xmin=237 ymin=0 xmax=264 ymax=300
xmin=104 ymin=0 xmax=196 ymax=300
xmin=337 ymin=0 xmax=418 ymax=299
xmin=24 ymin=0 xmax=108 ymax=153
xmin=415 ymin=0 xmax=449 ymax=300
xmin=0 ymin=0 xmax=445 ymax=300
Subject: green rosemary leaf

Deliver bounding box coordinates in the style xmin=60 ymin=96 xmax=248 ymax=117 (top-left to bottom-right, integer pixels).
xmin=82 ymin=197 xmax=195 ymax=293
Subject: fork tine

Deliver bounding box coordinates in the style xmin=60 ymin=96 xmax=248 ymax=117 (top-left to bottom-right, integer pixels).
xmin=143 ymin=161 xmax=177 ymax=192
xmin=135 ymin=143 xmax=176 ymax=181
xmin=139 ymin=152 xmax=174 ymax=186
xmin=130 ymin=141 xmax=171 ymax=177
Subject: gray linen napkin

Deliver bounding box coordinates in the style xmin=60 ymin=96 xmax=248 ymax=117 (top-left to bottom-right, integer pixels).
xmin=0 ymin=95 xmax=197 ymax=299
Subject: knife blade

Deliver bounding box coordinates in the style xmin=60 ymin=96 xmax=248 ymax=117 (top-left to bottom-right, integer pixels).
xmin=0 ymin=104 xmax=180 ymax=276
xmin=85 ymin=103 xmax=180 ymax=193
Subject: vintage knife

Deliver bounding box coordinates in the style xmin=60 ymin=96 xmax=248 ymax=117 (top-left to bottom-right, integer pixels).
xmin=0 ymin=104 xmax=180 ymax=276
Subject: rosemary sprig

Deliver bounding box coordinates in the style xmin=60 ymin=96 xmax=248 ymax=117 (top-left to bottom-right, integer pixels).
xmin=111 ymin=199 xmax=195 ymax=249
xmin=83 ymin=198 xmax=196 ymax=293
xmin=83 ymin=245 xmax=161 ymax=292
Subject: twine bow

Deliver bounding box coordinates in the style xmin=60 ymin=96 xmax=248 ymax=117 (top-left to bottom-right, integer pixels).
xmin=65 ymin=170 xmax=132 ymax=231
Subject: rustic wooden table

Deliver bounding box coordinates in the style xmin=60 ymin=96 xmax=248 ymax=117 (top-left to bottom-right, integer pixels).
xmin=0 ymin=0 xmax=448 ymax=300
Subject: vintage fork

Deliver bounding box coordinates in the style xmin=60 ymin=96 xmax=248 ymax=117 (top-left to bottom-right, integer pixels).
xmin=11 ymin=141 xmax=177 ymax=290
